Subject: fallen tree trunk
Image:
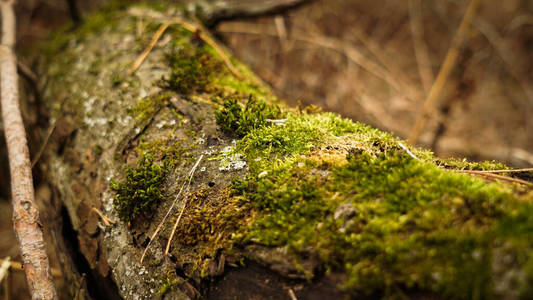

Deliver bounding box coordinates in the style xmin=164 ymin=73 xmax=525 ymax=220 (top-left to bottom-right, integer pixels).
xmin=35 ymin=2 xmax=533 ymax=299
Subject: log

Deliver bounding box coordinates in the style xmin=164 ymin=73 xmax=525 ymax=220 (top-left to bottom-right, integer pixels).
xmin=35 ymin=2 xmax=533 ymax=299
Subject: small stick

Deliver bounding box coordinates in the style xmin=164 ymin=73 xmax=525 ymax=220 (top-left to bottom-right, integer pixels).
xmin=91 ymin=207 xmax=115 ymax=227
xmin=398 ymin=141 xmax=419 ymax=160
xmin=164 ymin=155 xmax=203 ymax=256
xmin=408 ymin=0 xmax=434 ymax=95
xmin=140 ymin=155 xmax=203 ymax=263
xmin=460 ymin=168 xmax=533 ymax=174
xmin=408 ymin=0 xmax=480 ymax=145
xmin=73 ymin=273 xmax=86 ymax=300
xmin=456 ymin=170 xmax=532 ymax=186
xmin=288 ymin=288 xmax=298 ymax=300
xmin=0 ymin=257 xmax=10 ymax=283
xmin=218 ymin=26 xmax=416 ymax=101
xmin=129 ymin=23 xmax=170 ymax=74
xmin=3 ymin=262 xmax=9 ymax=300
xmin=1 ymin=1 xmax=58 ymax=298
xmin=31 ymin=119 xmax=56 ymax=168
xmin=0 ymin=259 xmax=62 ymax=278
xmin=174 ymin=17 xmax=242 ymax=78
xmin=129 ymin=18 xmax=242 ymax=78
xmin=274 ymin=15 xmax=289 ymax=52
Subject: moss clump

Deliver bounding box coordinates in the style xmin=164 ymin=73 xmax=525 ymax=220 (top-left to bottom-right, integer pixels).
xmin=161 ymin=41 xmax=221 ymax=94
xmin=215 ymin=96 xmax=284 ymax=138
xmin=111 ymin=154 xmax=169 ymax=224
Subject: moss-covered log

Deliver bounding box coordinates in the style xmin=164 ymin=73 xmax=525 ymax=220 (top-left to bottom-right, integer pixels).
xmin=37 ymin=2 xmax=533 ymax=299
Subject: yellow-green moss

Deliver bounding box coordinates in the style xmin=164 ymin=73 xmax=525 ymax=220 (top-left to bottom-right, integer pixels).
xmin=215 ymin=96 xmax=284 ymax=137
xmin=160 ymin=41 xmax=222 ymax=94
xmin=171 ymin=188 xmax=250 ymax=276
xmin=129 ymin=93 xmax=172 ymax=125
xmin=222 ymin=109 xmax=533 ymax=298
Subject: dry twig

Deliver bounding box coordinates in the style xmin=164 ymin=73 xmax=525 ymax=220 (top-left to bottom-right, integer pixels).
xmin=0 ymin=259 xmax=62 ymax=278
xmin=218 ymin=25 xmax=417 ymax=101
xmin=408 ymin=0 xmax=480 ymax=145
xmin=463 ymin=168 xmax=533 ymax=174
xmin=165 ymin=155 xmax=203 ymax=256
xmin=455 ymin=170 xmax=532 ymax=186
xmin=129 ymin=23 xmax=170 ymax=74
xmin=140 ymin=155 xmax=203 ymax=263
xmin=91 ymin=207 xmax=115 ymax=227
xmin=0 ymin=0 xmax=58 ymax=298
xmin=0 ymin=257 xmax=11 ymax=283
xmin=408 ymin=0 xmax=434 ymax=94
xmin=129 ymin=17 xmax=242 ymax=78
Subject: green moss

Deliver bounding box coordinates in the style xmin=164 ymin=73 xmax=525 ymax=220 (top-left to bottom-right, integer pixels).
xmin=157 ymin=277 xmax=183 ymax=296
xmin=111 ymin=154 xmax=169 ymax=224
xmin=223 ymin=105 xmax=533 ymax=298
xmin=129 ymin=92 xmax=172 ymax=125
xmin=215 ymin=96 xmax=284 ymax=138
xmin=135 ymin=138 xmax=191 ymax=162
xmin=160 ymin=41 xmax=222 ymax=94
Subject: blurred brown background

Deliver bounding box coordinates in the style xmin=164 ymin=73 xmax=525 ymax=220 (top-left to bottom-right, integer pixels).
xmin=217 ymin=0 xmax=533 ymax=167
xmin=1 ymin=0 xmax=532 ymax=298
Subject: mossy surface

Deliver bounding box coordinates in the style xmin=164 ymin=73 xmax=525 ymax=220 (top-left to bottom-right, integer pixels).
xmin=218 ymin=103 xmax=533 ymax=298
xmin=161 ymin=40 xmax=222 ymax=94
xmin=111 ymin=154 xmax=170 ymax=224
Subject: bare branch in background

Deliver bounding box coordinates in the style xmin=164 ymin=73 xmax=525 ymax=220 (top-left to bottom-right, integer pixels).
xmin=196 ymin=0 xmax=315 ymax=27
xmin=408 ymin=0 xmax=480 ymax=145
xmin=218 ymin=25 xmax=419 ymax=102
xmin=408 ymin=0 xmax=434 ymax=95
xmin=66 ymin=0 xmax=82 ymax=24
xmin=0 ymin=0 xmax=58 ymax=299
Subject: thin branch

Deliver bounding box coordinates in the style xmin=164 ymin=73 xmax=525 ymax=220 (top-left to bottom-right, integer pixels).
xmin=129 ymin=17 xmax=242 ymax=78
xmin=0 ymin=1 xmax=58 ymax=299
xmin=455 ymin=170 xmax=532 ymax=186
xmin=218 ymin=25 xmax=418 ymax=101
xmin=197 ymin=0 xmax=314 ymax=27
xmin=398 ymin=141 xmax=419 ymax=160
xmin=140 ymin=155 xmax=203 ymax=263
xmin=164 ymin=155 xmax=203 ymax=256
xmin=462 ymin=168 xmax=533 ymax=174
xmin=349 ymin=27 xmax=420 ymax=101
xmin=0 ymin=259 xmax=62 ymax=278
xmin=408 ymin=0 xmax=480 ymax=145
xmin=31 ymin=119 xmax=56 ymax=168
xmin=0 ymin=257 xmax=10 ymax=283
xmin=91 ymin=207 xmax=115 ymax=227
xmin=408 ymin=0 xmax=434 ymax=95
xmin=129 ymin=23 xmax=170 ymax=74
